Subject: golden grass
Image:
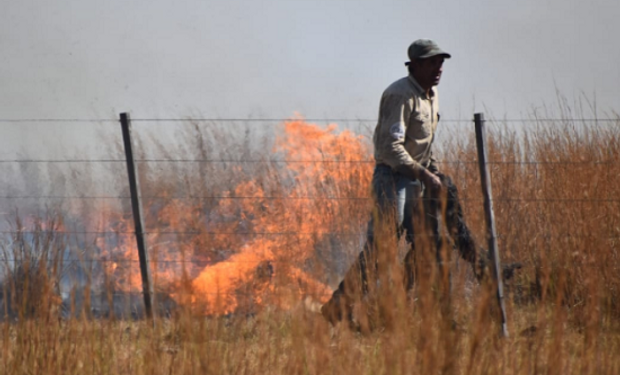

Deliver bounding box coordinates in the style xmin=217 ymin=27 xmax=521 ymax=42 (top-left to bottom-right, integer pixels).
xmin=1 ymin=301 xmax=619 ymax=374
xmin=2 ymin=113 xmax=620 ymax=374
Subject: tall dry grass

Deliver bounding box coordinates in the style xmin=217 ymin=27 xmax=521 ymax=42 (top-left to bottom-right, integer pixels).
xmin=1 ymin=111 xmax=620 ymax=374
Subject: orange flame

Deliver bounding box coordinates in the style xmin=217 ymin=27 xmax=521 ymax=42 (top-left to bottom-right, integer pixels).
xmin=94 ymin=116 xmax=373 ymax=315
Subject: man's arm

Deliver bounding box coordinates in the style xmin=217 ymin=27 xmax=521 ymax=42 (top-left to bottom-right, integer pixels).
xmin=427 ymin=115 xmax=441 ymax=175
xmin=427 ymin=151 xmax=440 ymax=174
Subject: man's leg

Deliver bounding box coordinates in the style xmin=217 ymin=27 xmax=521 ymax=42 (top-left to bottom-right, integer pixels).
xmin=404 ymin=176 xmax=451 ymax=293
xmin=428 ymin=184 xmax=454 ymax=315
xmin=321 ymin=165 xmax=408 ymax=325
xmin=401 ymin=180 xmax=423 ymax=292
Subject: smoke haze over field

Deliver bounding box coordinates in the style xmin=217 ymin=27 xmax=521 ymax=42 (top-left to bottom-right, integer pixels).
xmin=1 ymin=0 xmax=619 ymax=159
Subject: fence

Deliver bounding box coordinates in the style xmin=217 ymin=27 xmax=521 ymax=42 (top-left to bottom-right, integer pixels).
xmin=0 ymin=113 xmax=619 ymax=325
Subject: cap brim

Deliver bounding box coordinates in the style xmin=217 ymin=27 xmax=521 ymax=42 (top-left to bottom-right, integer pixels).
xmin=405 ymin=52 xmax=451 ymax=66
xmin=418 ymin=51 xmax=451 ymax=59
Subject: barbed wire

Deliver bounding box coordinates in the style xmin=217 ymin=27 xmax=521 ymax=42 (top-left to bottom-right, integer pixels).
xmin=0 ymin=159 xmax=617 ymax=165
xmin=0 ymin=117 xmax=617 ymax=124
xmin=54 ymin=291 xmax=337 ymax=298
xmin=1 ymin=230 xmax=618 ymax=239
xmin=0 ymin=159 xmax=126 ymax=164
xmin=0 ymin=196 xmax=618 ymax=203
xmin=0 ymin=260 xmax=549 ymax=270
xmin=0 ymin=230 xmax=364 ymax=236
xmin=0 ymin=252 xmax=617 ymax=265
xmin=131 ymin=118 xmax=619 ymax=123
xmin=0 ymin=119 xmax=119 ymax=123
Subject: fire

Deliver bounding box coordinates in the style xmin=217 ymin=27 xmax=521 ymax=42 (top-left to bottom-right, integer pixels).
xmin=95 ymin=116 xmax=373 ymax=315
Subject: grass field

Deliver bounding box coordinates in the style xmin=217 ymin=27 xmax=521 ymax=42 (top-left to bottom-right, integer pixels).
xmin=1 ymin=110 xmax=620 ymax=374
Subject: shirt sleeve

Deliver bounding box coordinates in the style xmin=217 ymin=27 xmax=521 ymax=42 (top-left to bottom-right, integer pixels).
xmin=428 ymin=113 xmax=441 ymax=173
xmin=374 ymin=93 xmax=424 ymax=173
xmin=427 ymin=151 xmax=439 ymax=174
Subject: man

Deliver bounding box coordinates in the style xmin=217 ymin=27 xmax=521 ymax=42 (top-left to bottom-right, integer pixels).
xmin=321 ymin=39 xmax=487 ymax=326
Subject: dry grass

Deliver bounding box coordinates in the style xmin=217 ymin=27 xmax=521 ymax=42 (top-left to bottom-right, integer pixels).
xmin=2 ymin=111 xmax=620 ymax=374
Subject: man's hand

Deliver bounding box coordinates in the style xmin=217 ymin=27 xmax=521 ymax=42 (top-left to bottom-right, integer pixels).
xmin=420 ymin=169 xmax=442 ymax=192
xmin=394 ymin=164 xmax=443 ymax=192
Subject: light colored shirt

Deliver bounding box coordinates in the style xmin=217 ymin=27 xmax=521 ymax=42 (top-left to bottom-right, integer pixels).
xmin=373 ymin=75 xmax=439 ymax=173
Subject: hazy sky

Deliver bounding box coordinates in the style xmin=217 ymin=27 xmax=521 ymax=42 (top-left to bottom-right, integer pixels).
xmin=1 ymin=0 xmax=619 ymax=158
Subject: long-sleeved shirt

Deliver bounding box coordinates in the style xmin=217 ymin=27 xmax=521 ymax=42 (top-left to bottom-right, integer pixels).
xmin=373 ymin=75 xmax=439 ymax=174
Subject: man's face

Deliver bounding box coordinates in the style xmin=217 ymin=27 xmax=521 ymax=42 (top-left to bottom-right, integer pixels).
xmin=412 ymin=55 xmax=446 ymax=89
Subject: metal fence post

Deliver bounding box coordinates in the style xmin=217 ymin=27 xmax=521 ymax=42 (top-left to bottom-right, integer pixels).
xmin=119 ymin=112 xmax=155 ymax=321
xmin=474 ymin=113 xmax=509 ymax=338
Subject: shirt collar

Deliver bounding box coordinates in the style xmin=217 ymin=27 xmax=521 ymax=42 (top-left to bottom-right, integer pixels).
xmin=408 ymin=75 xmax=435 ymax=99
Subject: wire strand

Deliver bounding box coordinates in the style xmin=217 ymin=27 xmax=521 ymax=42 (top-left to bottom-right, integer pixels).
xmin=0 ymin=159 xmax=617 ymax=165
xmin=2 ymin=230 xmax=619 ymax=238
xmin=0 ymin=119 xmax=118 ymax=123
xmin=0 ymin=117 xmax=617 ymax=124
xmin=129 ymin=118 xmax=619 ymax=123
xmin=0 ymin=196 xmax=618 ymax=203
